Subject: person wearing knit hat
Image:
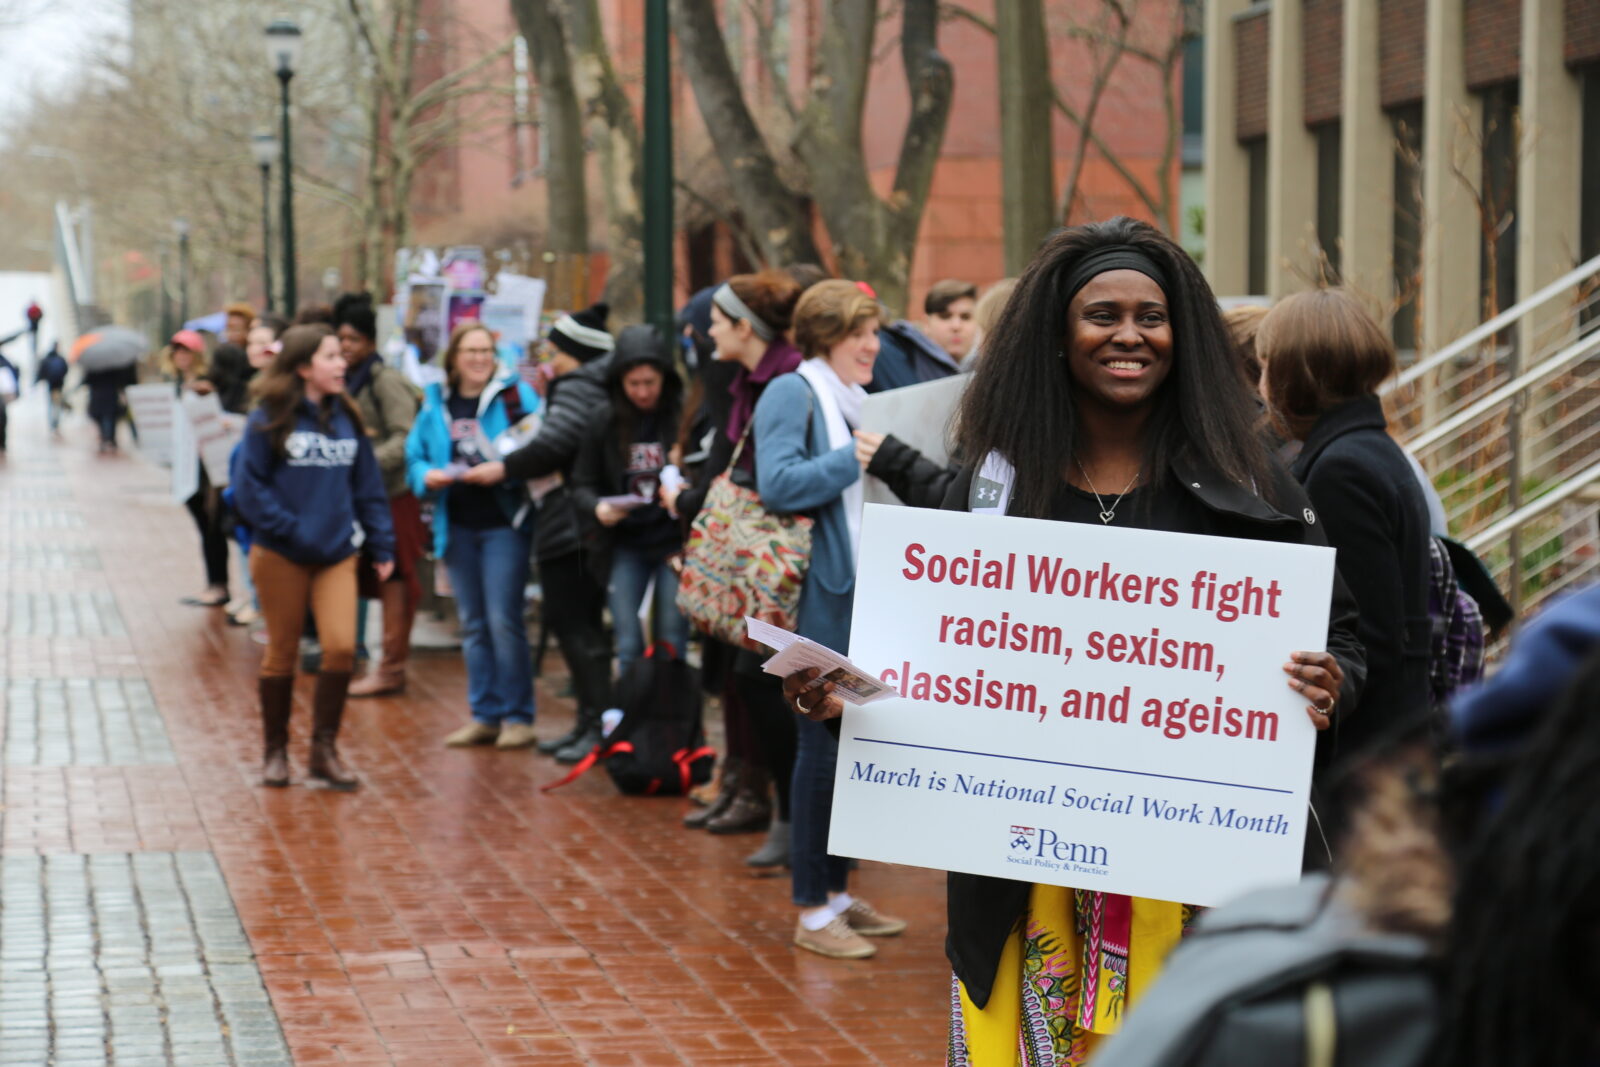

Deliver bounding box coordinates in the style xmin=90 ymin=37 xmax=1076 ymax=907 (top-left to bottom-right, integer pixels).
xmin=547 ymin=303 xmax=614 ymax=370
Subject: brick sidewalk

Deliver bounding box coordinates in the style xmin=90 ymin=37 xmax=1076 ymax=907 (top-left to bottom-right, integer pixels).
xmin=0 ymin=406 xmax=950 ymax=1065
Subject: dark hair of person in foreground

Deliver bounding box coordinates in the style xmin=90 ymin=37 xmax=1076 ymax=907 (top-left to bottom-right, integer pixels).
xmin=1339 ymin=646 xmax=1600 ymax=1066
xmin=956 ymin=215 xmax=1272 ymax=519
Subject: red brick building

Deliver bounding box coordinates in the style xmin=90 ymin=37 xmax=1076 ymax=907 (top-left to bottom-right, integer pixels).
xmin=408 ymin=0 xmax=1183 ymax=313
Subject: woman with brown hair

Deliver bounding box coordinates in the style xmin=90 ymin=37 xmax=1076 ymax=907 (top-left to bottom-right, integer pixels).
xmin=232 ymin=324 xmax=395 ymax=790
xmin=1257 ymin=289 xmax=1434 ymax=790
xmin=753 ymin=279 xmax=909 ymax=959
xmin=660 ymin=270 xmax=805 ymax=849
xmin=405 ymin=322 xmax=541 ymax=749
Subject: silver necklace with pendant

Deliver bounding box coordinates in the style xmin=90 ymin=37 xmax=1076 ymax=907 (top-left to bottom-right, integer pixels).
xmin=1075 ymin=457 xmax=1141 ymax=524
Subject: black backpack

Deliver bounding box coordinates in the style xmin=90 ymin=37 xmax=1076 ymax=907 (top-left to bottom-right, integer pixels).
xmin=543 ymin=643 xmax=714 ymax=796
xmin=1091 ymin=875 xmax=1436 ymax=1067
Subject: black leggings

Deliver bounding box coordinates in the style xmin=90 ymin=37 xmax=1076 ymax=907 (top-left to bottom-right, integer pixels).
xmin=732 ymin=650 xmax=798 ymax=821
xmin=184 ymin=484 xmax=230 ymax=592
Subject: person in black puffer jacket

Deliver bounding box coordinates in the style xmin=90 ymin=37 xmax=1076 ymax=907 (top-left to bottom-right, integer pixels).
xmin=498 ymin=303 xmax=617 ymax=762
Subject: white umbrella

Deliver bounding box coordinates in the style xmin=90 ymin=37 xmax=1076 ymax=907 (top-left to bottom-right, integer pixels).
xmin=70 ymin=326 xmax=148 ymax=372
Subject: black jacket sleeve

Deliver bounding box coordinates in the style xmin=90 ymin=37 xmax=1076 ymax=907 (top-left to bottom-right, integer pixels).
xmin=675 ymin=425 xmax=734 ymax=524
xmin=866 ymin=434 xmax=959 ymax=510
xmin=568 ymin=412 xmax=614 ymax=528
xmin=1263 ymin=465 xmax=1368 ymax=718
xmin=502 ymin=376 xmax=600 ymax=482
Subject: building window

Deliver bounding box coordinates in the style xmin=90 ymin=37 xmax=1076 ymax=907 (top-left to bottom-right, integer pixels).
xmin=1315 ymin=122 xmax=1342 ymax=281
xmin=1392 ymin=104 xmax=1424 ymax=355
xmin=1246 ymin=138 xmax=1268 ymax=295
xmin=1480 ymin=83 xmax=1519 ymax=320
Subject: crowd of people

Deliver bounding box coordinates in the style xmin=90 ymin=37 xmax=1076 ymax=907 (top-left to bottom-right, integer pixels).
xmin=25 ymin=215 xmax=1595 ymax=1065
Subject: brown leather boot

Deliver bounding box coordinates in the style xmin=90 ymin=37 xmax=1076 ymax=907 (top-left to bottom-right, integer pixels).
xmin=708 ymin=764 xmax=773 ymax=835
xmin=349 ymin=582 xmax=411 ymax=697
xmin=260 ymin=675 xmax=294 ymax=787
xmin=684 ymin=758 xmax=740 ymax=829
xmin=308 ymin=670 xmax=359 ymax=791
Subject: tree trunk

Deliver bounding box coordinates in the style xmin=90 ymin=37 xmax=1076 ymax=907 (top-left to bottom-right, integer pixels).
xmin=566 ymin=0 xmax=644 ymax=321
xmin=509 ymin=0 xmax=589 ymax=257
xmin=796 ymin=0 xmax=951 ymax=314
xmin=672 ymin=0 xmax=823 ymax=267
xmin=997 ymin=0 xmax=1054 ymax=273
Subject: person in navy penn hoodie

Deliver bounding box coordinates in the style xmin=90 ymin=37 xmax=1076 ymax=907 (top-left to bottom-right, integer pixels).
xmin=232 ymin=324 xmax=395 ymax=791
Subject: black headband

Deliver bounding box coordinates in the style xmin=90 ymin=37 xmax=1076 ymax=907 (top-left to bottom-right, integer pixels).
xmin=1061 ymin=246 xmax=1171 ymax=306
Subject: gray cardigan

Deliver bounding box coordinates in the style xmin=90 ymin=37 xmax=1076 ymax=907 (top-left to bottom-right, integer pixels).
xmin=751 ymin=371 xmax=862 ymax=653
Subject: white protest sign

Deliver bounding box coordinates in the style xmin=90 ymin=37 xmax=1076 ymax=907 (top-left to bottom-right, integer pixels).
xmin=179 ymin=392 xmax=244 ymax=487
xmin=492 ymin=273 xmax=547 ymax=339
xmin=169 ymin=397 xmax=199 ymax=503
xmin=830 ymin=503 xmax=1335 ymax=907
xmin=859 ymin=374 xmax=967 ymax=507
xmin=126 ymin=384 xmax=177 ymax=467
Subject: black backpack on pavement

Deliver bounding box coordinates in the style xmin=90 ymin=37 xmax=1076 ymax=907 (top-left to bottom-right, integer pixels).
xmin=1091 ymin=875 xmax=1436 ymax=1067
xmin=543 ymin=642 xmax=714 ymax=796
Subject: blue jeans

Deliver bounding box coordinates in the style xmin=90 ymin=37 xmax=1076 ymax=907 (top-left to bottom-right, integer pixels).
xmin=790 ymin=714 xmax=851 ymax=907
xmin=608 ymin=543 xmax=689 ymax=676
xmin=445 ymin=524 xmax=534 ymax=724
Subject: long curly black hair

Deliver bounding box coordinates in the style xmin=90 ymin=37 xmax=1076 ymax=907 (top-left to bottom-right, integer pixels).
xmin=955 ymin=216 xmax=1267 ymax=517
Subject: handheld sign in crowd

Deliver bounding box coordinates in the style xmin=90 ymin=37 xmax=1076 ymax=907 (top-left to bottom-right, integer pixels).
xmin=830 ymin=503 xmax=1335 ymax=907
xmin=126 ymin=384 xmax=177 ymax=467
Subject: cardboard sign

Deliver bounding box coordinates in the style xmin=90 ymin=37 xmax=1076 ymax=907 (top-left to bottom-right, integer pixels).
xmin=180 ymin=392 xmax=244 ymax=488
xmin=859 ymin=374 xmax=967 ymax=507
xmin=170 ymin=397 xmax=199 ymax=503
xmin=830 ymin=504 xmax=1335 ymax=907
xmin=126 ymin=384 xmax=177 ymax=467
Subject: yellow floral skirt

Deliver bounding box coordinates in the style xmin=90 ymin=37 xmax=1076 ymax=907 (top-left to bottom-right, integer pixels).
xmin=946 ymin=887 xmax=1194 ymax=1066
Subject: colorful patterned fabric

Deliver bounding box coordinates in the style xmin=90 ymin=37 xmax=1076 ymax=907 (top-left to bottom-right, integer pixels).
xmin=676 ymin=432 xmax=813 ymax=650
xmin=948 ymin=886 xmax=1195 ymax=1066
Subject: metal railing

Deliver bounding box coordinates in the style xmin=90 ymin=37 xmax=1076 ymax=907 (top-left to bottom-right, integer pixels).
xmin=1388 ymin=257 xmax=1600 ymax=620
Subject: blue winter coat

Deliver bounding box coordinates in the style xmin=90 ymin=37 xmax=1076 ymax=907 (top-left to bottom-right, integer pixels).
xmin=405 ymin=372 xmax=541 ymax=558
xmin=752 ymin=372 xmax=861 ymax=653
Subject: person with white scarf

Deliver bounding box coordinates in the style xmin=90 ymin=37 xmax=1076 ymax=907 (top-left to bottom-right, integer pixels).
xmin=751 ymin=279 xmax=909 ymax=960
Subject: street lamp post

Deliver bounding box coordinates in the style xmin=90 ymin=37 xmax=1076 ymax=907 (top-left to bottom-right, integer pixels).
xmin=250 ymin=131 xmax=280 ymax=313
xmin=265 ymin=20 xmax=302 ymax=316
xmin=642 ymin=0 xmax=673 ymax=340
xmin=174 ymin=217 xmax=191 ymax=326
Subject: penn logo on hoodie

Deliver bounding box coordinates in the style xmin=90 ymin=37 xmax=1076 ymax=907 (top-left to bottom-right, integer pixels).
xmin=285 ymin=431 xmax=361 ymax=469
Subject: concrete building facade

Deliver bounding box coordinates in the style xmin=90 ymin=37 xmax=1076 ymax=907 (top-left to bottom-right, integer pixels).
xmin=1204 ymin=0 xmax=1600 ymax=354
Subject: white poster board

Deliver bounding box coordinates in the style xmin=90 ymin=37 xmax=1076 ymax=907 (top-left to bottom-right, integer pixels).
xmin=170 ymin=396 xmax=199 ymax=503
xmin=180 ymin=392 xmax=244 ymax=487
xmin=859 ymin=375 xmax=967 ymax=506
xmin=492 ymin=273 xmax=547 ymax=342
xmin=126 ymin=384 xmax=177 ymax=468
xmin=830 ymin=504 xmax=1335 ymax=907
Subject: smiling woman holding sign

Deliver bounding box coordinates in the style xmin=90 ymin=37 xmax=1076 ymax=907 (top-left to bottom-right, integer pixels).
xmin=784 ymin=217 xmax=1366 ymax=1064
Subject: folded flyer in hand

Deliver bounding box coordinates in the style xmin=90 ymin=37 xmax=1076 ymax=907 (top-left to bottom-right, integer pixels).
xmin=744 ymin=617 xmax=900 ymax=704
xmin=599 ymin=493 xmax=653 ymax=510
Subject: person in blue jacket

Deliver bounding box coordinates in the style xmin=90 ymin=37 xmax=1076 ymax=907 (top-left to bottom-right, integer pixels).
xmin=752 ymin=279 xmax=909 ymax=961
xmin=231 ymin=323 xmax=395 ymax=791
xmin=406 ymin=321 xmax=541 ymax=750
